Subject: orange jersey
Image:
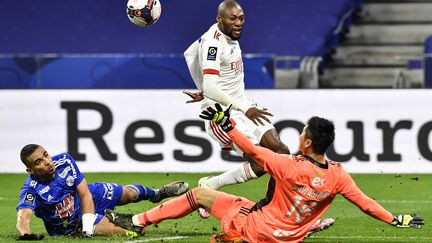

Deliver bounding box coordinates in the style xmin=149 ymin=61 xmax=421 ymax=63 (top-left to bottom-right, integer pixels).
xmin=227 ymin=128 xmax=394 ymax=242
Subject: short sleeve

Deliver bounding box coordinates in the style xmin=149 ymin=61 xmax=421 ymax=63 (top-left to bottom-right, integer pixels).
xmin=16 ymin=188 xmax=37 ymax=211
xmin=65 ymin=153 xmax=85 ymax=186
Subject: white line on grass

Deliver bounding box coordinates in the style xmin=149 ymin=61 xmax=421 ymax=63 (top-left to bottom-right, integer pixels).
xmin=377 ymin=199 xmax=432 ymax=204
xmin=125 ymin=236 xmax=189 ymax=242
xmin=0 ymin=197 xmax=14 ymax=201
xmin=311 ymin=236 xmax=432 ymax=240
xmin=334 ymin=199 xmax=432 ymax=204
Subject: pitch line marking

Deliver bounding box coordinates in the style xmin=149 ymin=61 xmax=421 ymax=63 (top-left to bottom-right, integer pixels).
xmin=311 ymin=236 xmax=432 ymax=240
xmin=0 ymin=197 xmax=14 ymax=201
xmin=125 ymin=235 xmax=189 ymax=242
xmin=334 ymin=199 xmax=432 ymax=204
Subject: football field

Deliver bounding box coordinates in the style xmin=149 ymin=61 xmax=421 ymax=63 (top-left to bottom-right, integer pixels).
xmin=1 ymin=173 xmax=430 ymax=242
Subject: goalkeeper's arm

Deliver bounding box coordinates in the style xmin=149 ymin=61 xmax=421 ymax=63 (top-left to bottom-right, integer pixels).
xmin=337 ymin=170 xmax=424 ymax=229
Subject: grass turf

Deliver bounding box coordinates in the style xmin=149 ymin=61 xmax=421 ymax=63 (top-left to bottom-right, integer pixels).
xmin=0 ymin=173 xmax=430 ymax=242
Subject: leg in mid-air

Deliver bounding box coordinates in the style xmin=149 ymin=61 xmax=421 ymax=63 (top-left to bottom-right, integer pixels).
xmin=198 ymin=129 xmax=287 ymax=190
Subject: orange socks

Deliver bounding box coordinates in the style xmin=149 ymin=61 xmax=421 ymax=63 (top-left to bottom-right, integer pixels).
xmin=136 ymin=190 xmax=199 ymax=226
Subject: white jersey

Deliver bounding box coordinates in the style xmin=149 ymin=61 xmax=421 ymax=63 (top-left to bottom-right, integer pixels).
xmin=184 ymin=24 xmax=274 ymax=151
xmin=184 ymin=23 xmax=251 ymax=110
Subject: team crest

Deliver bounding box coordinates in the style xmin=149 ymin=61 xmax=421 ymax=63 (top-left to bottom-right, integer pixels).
xmin=66 ymin=175 xmax=75 ymax=186
xmin=207 ymin=47 xmax=218 ymax=61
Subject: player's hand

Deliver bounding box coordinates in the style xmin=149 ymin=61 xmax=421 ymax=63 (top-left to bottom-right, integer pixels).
xmin=200 ymin=103 xmax=234 ymax=132
xmin=245 ymin=107 xmax=273 ymax=126
xmin=183 ymin=91 xmax=204 ymax=103
xmin=391 ymin=214 xmax=424 ymax=228
xmin=17 ymin=233 xmax=44 ymax=241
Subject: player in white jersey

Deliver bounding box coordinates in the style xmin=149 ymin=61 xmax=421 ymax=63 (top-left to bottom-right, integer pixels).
xmin=183 ymin=0 xmax=335 ymax=234
xmin=184 ymin=0 xmax=288 ymax=190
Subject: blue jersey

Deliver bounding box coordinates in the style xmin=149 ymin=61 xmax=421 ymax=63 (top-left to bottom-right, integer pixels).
xmin=17 ymin=153 xmax=124 ymax=236
xmin=17 ymin=153 xmax=84 ymax=235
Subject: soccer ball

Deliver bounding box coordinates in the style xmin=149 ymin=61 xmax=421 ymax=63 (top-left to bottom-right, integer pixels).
xmin=126 ymin=0 xmax=162 ymax=27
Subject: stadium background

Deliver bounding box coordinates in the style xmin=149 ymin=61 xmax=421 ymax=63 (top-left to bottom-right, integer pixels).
xmin=0 ymin=0 xmax=431 ymax=242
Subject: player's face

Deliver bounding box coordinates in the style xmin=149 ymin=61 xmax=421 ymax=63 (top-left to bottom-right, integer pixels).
xmin=298 ymin=126 xmax=312 ymax=154
xmin=217 ymin=7 xmax=244 ymax=40
xmin=26 ymin=147 xmax=55 ymax=181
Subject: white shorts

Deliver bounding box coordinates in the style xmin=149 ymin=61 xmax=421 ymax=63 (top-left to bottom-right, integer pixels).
xmin=204 ymin=108 xmax=274 ymax=154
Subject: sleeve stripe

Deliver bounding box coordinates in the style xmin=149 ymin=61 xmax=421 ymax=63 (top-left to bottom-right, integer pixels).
xmin=203 ymin=69 xmax=220 ymax=75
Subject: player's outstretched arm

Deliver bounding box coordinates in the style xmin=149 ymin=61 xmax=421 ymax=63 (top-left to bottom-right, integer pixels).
xmin=16 ymin=208 xmax=44 ymax=240
xmin=76 ymin=179 xmax=97 ymax=237
xmin=391 ymin=214 xmax=424 ymax=228
xmin=338 ymin=170 xmax=425 ymax=229
xmin=200 ymin=103 xmax=275 ymax=166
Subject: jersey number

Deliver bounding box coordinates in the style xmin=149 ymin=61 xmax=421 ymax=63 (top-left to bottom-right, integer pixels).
xmin=287 ymin=195 xmax=317 ymax=223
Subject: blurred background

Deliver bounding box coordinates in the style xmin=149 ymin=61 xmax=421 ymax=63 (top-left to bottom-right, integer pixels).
xmin=2 ymin=0 xmax=431 ymax=89
xmin=1 ymin=0 xmax=432 ymax=174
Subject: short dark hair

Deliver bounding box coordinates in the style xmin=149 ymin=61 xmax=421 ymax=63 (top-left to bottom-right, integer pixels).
xmin=305 ymin=117 xmax=335 ymax=154
xmin=20 ymin=144 xmax=41 ymax=167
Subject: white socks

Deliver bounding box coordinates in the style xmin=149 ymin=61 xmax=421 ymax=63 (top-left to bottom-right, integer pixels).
xmin=200 ymin=162 xmax=258 ymax=189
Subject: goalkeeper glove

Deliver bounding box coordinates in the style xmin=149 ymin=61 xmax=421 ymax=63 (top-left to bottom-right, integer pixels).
xmin=17 ymin=233 xmax=44 ymax=241
xmin=200 ymin=103 xmax=234 ymax=132
xmin=391 ymin=213 xmax=424 ymax=228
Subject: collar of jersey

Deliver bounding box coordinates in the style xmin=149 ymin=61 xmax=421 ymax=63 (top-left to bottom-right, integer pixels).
xmin=298 ymin=153 xmax=329 ymax=169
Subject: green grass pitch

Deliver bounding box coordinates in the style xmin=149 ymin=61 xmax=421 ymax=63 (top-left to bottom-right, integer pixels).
xmin=0 ymin=173 xmax=430 ymax=242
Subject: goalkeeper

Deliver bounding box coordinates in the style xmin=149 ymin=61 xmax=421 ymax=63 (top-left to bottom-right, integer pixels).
xmin=106 ymin=104 xmax=424 ymax=242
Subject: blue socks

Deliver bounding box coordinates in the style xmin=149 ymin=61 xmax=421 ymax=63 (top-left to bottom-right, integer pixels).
xmin=125 ymin=184 xmax=158 ymax=202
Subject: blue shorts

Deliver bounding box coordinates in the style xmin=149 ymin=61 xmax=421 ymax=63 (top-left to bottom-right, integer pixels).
xmin=88 ymin=182 xmax=123 ymax=224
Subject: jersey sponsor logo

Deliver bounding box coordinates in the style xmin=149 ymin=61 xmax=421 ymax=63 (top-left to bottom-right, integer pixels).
xmin=38 ymin=186 xmax=50 ymax=195
xmin=213 ymin=30 xmax=221 ymax=40
xmin=59 ymin=166 xmax=71 ymax=178
xmin=207 ymin=47 xmax=218 ymax=61
xmin=66 ymin=175 xmax=75 ymax=187
xmin=24 ymin=193 xmax=35 ymax=206
xmin=55 ymin=194 xmax=75 ymax=219
xmin=47 ymin=195 xmax=54 ymax=202
xmin=103 ymin=183 xmax=115 ymax=200
xmin=311 ymin=177 xmax=326 ymax=187
xmin=230 ymin=58 xmax=243 ymax=76
xmin=29 ymin=180 xmax=38 ymax=188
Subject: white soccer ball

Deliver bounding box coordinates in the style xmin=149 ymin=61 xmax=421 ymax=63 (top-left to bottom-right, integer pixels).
xmin=126 ymin=0 xmax=162 ymax=27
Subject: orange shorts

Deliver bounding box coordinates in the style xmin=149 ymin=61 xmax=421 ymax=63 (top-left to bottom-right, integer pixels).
xmin=210 ymin=191 xmax=255 ymax=239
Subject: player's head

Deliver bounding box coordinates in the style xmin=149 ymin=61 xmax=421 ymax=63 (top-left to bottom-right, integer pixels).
xmin=299 ymin=117 xmax=335 ymax=155
xmin=20 ymin=144 xmax=55 ymax=181
xmin=216 ymin=0 xmax=244 ymax=40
